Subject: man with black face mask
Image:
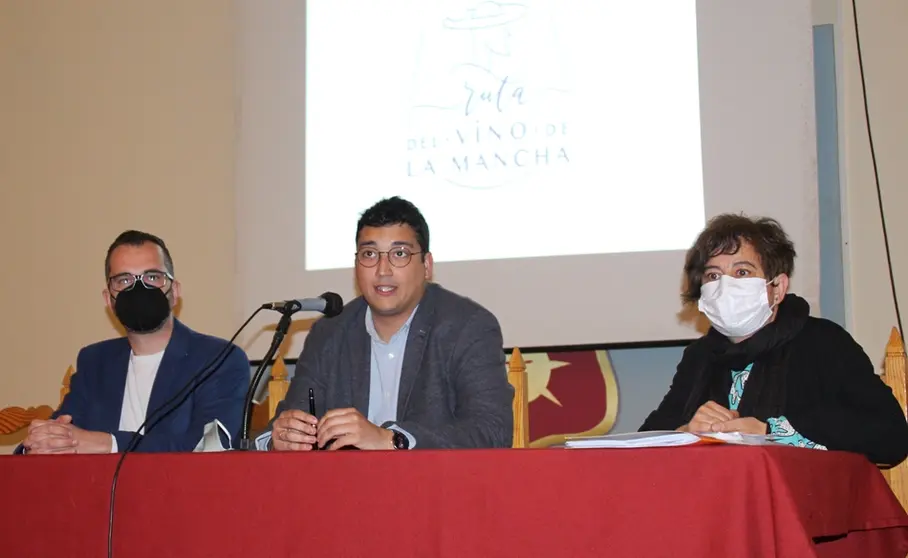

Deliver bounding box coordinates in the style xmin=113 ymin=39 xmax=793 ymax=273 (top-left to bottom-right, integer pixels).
xmin=18 ymin=230 xmax=250 ymax=454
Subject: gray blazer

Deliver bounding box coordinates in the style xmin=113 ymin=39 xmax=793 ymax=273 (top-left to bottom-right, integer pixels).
xmin=272 ymin=283 xmax=514 ymax=449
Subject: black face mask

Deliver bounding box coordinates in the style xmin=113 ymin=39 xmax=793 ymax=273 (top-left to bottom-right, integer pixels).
xmin=113 ymin=285 xmax=172 ymax=333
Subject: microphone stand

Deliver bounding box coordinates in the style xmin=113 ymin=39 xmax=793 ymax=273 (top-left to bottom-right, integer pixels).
xmin=237 ymin=304 xmax=298 ymax=451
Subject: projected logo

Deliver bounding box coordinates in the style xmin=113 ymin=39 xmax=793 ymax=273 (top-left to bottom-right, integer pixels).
xmin=407 ymin=1 xmax=572 ymax=189
xmin=523 ymin=349 xmax=618 ymax=447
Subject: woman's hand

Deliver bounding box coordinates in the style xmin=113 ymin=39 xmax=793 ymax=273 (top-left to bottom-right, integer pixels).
xmin=681 ymin=401 xmax=739 ymax=433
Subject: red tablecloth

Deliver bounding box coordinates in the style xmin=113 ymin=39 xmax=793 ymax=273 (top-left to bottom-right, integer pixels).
xmin=1 ymin=445 xmax=906 ymax=557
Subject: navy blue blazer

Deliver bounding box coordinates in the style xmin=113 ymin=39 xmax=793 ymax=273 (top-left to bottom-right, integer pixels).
xmin=20 ymin=319 xmax=249 ymax=453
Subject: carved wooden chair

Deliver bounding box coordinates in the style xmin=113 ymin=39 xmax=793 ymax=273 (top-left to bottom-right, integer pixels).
xmin=508 ymin=348 xmax=530 ymax=448
xmin=881 ymin=327 xmax=908 ymax=512
xmin=0 ymin=366 xmax=73 ymax=446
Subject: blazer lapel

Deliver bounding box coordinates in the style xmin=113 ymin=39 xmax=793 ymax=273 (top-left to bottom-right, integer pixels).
xmin=100 ymin=340 xmax=131 ymax=431
xmin=397 ymin=288 xmax=437 ymax=418
xmin=145 ymin=319 xmax=191 ymax=422
xmin=347 ymin=307 xmax=371 ymax=416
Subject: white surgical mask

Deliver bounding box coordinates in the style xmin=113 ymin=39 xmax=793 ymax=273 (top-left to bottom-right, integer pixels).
xmin=698 ymin=275 xmax=776 ymax=338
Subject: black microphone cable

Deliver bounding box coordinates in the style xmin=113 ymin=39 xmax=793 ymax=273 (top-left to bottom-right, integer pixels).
xmin=851 ymin=0 xmax=904 ymax=346
xmin=106 ymin=307 xmax=263 ymax=558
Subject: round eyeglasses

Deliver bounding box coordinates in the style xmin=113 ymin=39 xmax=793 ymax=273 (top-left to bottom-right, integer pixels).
xmin=108 ymin=270 xmax=174 ymax=293
xmin=355 ymin=247 xmax=423 ymax=268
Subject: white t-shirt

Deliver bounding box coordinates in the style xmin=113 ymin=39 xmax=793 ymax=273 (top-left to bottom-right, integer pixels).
xmin=110 ymin=350 xmax=165 ymax=452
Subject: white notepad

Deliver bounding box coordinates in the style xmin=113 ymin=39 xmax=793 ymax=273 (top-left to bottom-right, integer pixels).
xmin=564 ymin=430 xmax=776 ymax=449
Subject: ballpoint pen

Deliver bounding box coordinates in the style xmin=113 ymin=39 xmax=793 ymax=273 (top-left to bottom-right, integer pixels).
xmin=309 ymin=387 xmax=318 ymax=451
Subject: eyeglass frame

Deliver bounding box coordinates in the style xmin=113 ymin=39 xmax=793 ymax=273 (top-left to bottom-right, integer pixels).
xmin=107 ymin=269 xmax=175 ymax=293
xmin=354 ymin=247 xmax=425 ymax=268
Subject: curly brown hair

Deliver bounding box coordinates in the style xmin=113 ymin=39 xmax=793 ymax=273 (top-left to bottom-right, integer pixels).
xmin=682 ymin=214 xmax=796 ymax=303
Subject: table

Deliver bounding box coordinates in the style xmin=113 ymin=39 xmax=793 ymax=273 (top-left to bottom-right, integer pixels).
xmin=2 ymin=445 xmax=907 ymax=557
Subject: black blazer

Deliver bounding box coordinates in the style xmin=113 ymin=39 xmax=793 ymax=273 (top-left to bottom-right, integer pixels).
xmin=641 ymin=317 xmax=908 ymax=467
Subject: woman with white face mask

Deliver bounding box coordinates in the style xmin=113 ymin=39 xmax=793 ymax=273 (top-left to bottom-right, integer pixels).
xmin=640 ymin=214 xmax=908 ymax=467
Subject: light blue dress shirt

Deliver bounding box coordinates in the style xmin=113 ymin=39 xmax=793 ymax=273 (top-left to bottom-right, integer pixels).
xmin=365 ymin=305 xmax=418 ymax=448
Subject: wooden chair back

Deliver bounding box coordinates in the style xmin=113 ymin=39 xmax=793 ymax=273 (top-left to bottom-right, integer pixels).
xmin=508 ymin=348 xmax=530 ymax=448
xmin=0 ymin=365 xmax=73 ymax=445
xmin=881 ymin=327 xmax=908 ymax=512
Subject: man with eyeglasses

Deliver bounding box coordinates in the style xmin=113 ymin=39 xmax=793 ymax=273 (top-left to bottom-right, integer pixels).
xmin=260 ymin=196 xmax=513 ymax=451
xmin=18 ymin=230 xmax=249 ymax=454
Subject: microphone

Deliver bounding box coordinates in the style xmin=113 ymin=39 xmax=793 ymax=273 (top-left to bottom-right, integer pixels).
xmin=260 ymin=292 xmax=344 ymax=317
xmin=237 ymin=291 xmax=345 ymax=450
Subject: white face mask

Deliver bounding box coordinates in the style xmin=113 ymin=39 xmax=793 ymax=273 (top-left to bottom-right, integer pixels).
xmin=698 ymin=275 xmax=776 ymax=338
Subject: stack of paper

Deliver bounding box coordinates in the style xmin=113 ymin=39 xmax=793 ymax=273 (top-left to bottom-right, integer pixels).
xmin=564 ymin=430 xmax=776 ymax=449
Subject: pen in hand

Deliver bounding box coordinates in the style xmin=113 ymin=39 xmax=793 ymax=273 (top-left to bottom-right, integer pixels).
xmin=309 ymin=388 xmax=319 ymax=451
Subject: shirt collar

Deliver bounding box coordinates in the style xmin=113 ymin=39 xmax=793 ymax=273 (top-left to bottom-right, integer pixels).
xmin=365 ymin=304 xmax=419 ymax=344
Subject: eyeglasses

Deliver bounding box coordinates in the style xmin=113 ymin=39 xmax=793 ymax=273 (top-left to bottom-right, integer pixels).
xmin=355 ymin=247 xmax=423 ymax=268
xmin=108 ymin=270 xmax=174 ymax=293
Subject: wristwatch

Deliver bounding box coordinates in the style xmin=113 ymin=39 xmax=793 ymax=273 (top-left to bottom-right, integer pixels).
xmin=391 ymin=430 xmax=410 ymax=450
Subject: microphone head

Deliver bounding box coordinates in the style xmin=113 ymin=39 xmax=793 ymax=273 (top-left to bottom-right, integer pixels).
xmin=320 ymin=292 xmax=344 ymax=317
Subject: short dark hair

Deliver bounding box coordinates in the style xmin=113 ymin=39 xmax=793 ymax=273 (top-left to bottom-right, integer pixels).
xmin=682 ymin=214 xmax=795 ymax=303
xmin=356 ymin=197 xmax=430 ymax=256
xmin=105 ymin=230 xmax=174 ymax=278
